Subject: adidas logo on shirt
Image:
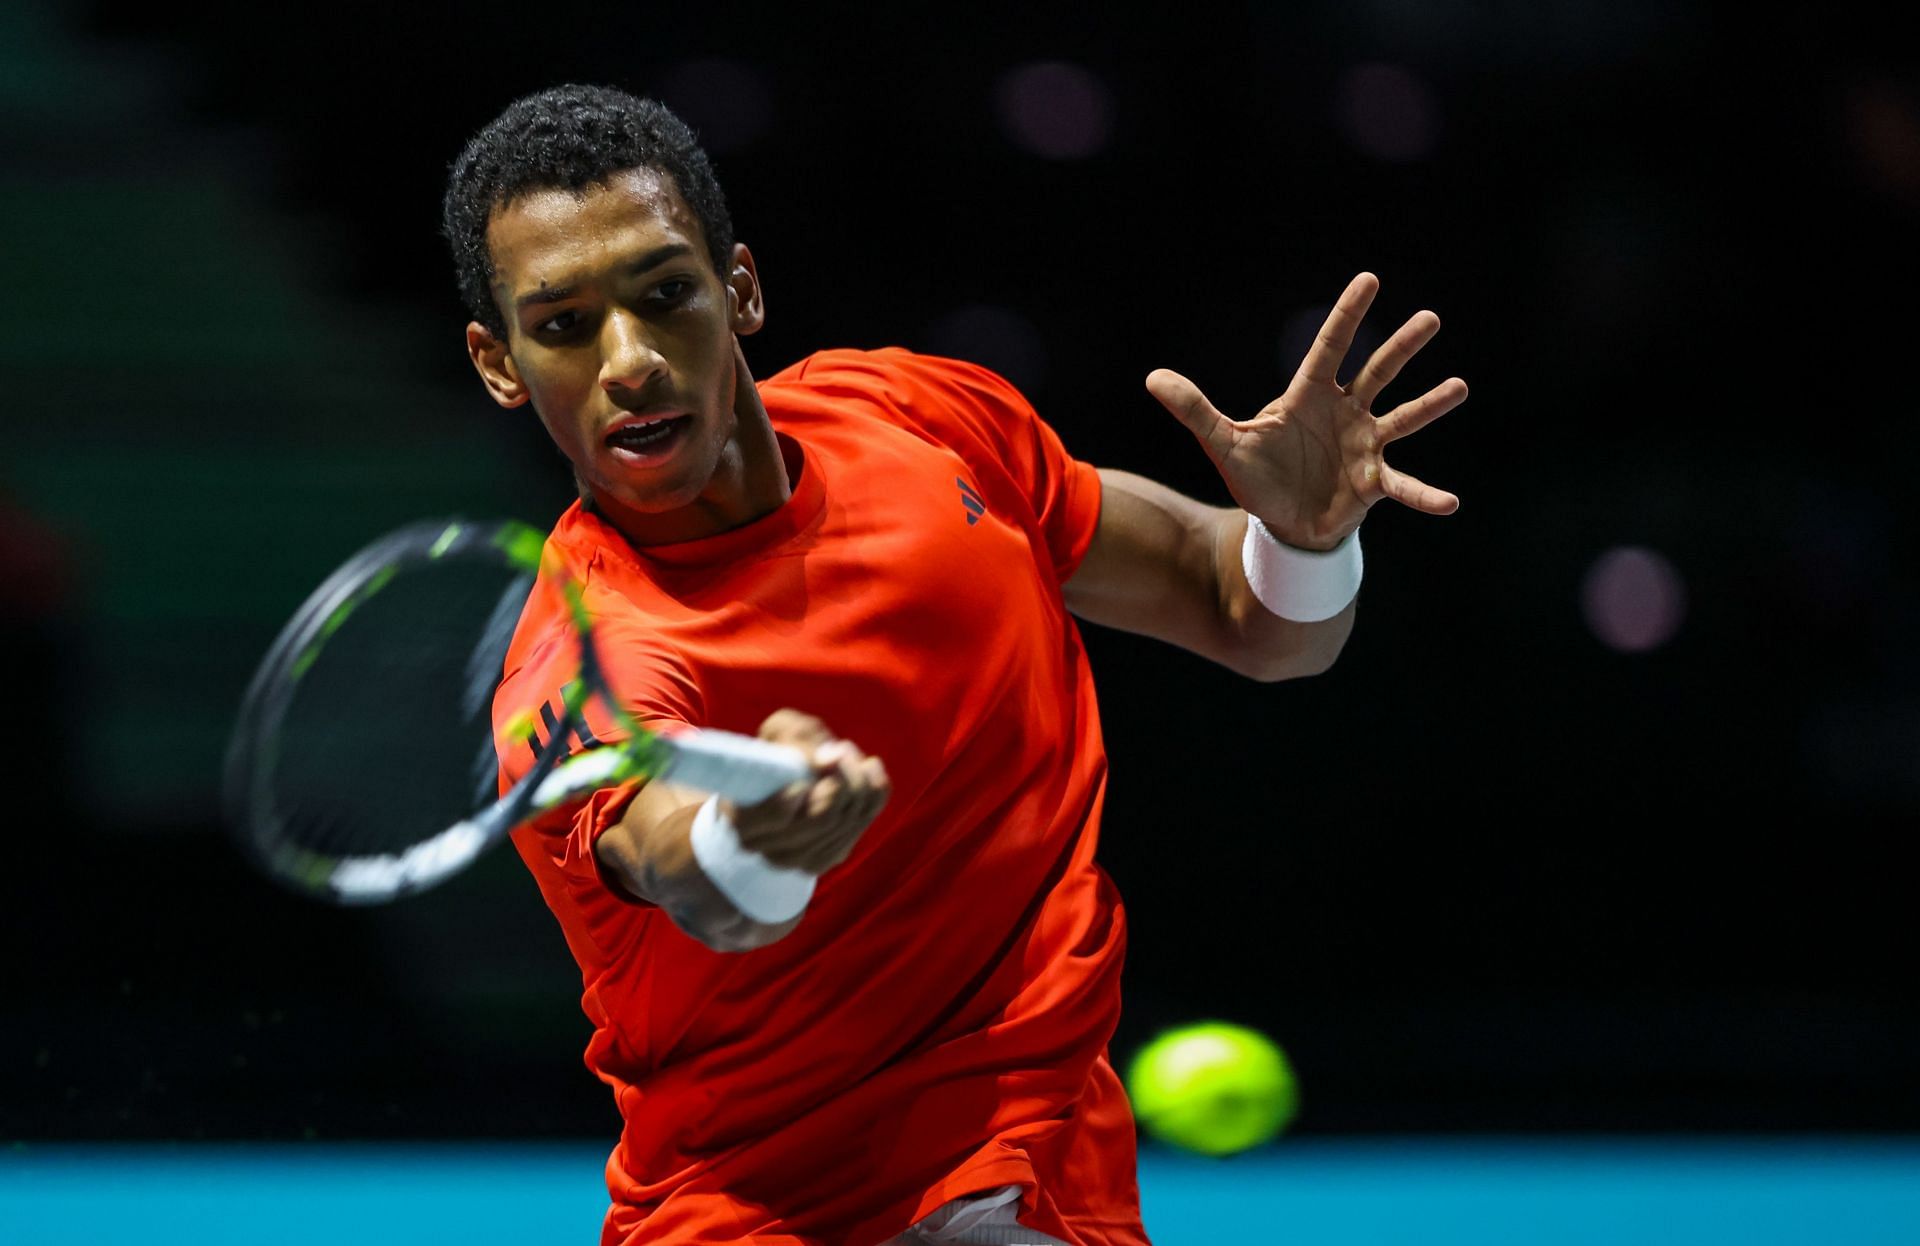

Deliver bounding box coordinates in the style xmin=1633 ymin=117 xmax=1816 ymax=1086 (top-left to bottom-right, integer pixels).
xmin=957 ymin=478 xmax=986 ymax=525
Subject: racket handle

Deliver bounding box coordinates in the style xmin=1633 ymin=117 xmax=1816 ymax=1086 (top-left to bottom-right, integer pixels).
xmin=662 ymin=729 xmax=814 ymax=805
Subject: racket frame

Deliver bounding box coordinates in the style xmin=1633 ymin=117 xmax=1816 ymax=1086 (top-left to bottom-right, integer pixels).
xmin=225 ymin=519 xmax=805 ymax=905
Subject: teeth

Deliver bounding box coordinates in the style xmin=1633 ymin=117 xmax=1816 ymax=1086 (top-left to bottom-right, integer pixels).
xmin=609 ymin=416 xmax=683 ymax=449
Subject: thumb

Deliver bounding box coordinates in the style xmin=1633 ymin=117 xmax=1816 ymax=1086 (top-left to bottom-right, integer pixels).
xmin=1145 ymin=369 xmax=1235 ymax=462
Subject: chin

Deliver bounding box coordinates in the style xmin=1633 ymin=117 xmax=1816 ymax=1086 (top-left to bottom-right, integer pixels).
xmin=599 ymin=478 xmax=700 ymax=516
xmin=595 ymin=456 xmax=711 ymax=515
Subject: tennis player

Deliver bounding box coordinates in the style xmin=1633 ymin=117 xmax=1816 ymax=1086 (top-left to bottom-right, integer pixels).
xmin=444 ymin=85 xmax=1464 ymax=1245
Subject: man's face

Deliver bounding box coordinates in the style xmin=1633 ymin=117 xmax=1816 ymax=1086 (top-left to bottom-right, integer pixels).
xmin=472 ymin=168 xmax=761 ymax=516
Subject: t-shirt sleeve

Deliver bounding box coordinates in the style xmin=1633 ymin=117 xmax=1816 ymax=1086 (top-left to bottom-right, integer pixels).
xmin=494 ymin=600 xmax=706 ymax=907
xmin=787 ymin=348 xmax=1104 ymax=582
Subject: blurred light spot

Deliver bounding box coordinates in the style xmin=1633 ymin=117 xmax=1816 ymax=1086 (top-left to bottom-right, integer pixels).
xmin=994 ymin=61 xmax=1114 ymax=160
xmin=1280 ymin=304 xmax=1383 ymax=386
xmin=1335 ymin=0 xmax=1698 ymax=70
xmin=1844 ymin=78 xmax=1920 ymax=206
xmin=926 ymin=305 xmax=1049 ymax=394
xmin=1581 ymin=546 xmax=1685 ymax=653
xmin=1334 ymin=63 xmax=1439 ymax=163
xmin=657 ymin=58 xmax=772 ymax=154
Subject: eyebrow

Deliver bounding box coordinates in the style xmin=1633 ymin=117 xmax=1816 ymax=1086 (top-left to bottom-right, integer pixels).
xmin=513 ymin=243 xmax=697 ymax=311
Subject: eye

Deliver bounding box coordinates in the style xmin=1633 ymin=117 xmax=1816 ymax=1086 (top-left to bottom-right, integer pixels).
xmin=535 ymin=309 xmax=579 ymax=335
xmin=651 ymin=279 xmax=691 ymax=303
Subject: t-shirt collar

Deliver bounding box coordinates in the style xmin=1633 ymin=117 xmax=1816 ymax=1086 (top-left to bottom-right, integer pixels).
xmin=564 ymin=432 xmax=826 ymax=572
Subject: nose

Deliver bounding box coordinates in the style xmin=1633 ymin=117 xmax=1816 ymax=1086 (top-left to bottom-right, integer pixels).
xmin=599 ymin=309 xmax=668 ymax=395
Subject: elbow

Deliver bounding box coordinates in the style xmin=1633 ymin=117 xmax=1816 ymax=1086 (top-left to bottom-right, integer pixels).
xmin=676 ymin=902 xmax=804 ymax=953
xmin=1238 ymin=646 xmax=1339 ymax=684
xmin=602 ymin=816 xmax=804 ymax=953
xmin=1231 ymin=622 xmax=1351 ymax=683
xmin=705 ymin=916 xmax=804 ymax=953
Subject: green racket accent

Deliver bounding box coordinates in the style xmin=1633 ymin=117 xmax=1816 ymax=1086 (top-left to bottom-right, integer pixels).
xmin=428 ymin=523 xmax=463 ymax=559
xmin=557 ymin=583 xmax=647 ymax=741
xmin=279 ymin=844 xmax=338 ymax=892
xmin=560 ymin=578 xmax=594 ymax=634
xmin=622 ymin=732 xmax=673 ymax=776
xmin=291 ymin=563 xmax=399 ymax=680
xmin=494 ymin=522 xmax=548 ymax=572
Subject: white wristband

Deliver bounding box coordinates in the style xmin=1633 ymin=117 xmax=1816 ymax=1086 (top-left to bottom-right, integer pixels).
xmin=688 ymin=795 xmax=816 ymax=925
xmin=1241 ymin=515 xmax=1363 ymax=622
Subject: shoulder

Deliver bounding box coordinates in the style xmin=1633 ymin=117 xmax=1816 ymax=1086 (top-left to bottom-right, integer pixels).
xmin=496 ymin=505 xmax=662 ymax=711
xmin=493 ymin=520 xmax=701 ymax=784
xmin=765 ymin=347 xmax=1038 ymax=451
xmin=767 ymin=346 xmax=1014 ymax=391
xmin=765 ymin=348 xmax=1024 ymax=412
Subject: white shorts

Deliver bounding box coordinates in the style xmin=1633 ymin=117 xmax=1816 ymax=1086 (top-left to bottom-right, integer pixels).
xmin=881 ymin=1184 xmax=1074 ymax=1246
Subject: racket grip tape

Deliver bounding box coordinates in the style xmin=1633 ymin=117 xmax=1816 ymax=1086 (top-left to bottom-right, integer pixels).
xmin=662 ymin=730 xmax=813 ymax=805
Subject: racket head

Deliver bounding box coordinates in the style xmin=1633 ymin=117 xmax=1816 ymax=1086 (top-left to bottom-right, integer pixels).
xmin=224 ymin=518 xmax=561 ymax=904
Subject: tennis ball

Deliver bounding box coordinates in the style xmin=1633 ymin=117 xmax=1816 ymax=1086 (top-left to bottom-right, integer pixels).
xmin=1125 ymin=1021 xmax=1298 ymax=1156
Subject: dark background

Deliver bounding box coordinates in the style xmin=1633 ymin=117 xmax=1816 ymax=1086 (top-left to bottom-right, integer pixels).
xmin=4 ymin=2 xmax=1915 ymax=1141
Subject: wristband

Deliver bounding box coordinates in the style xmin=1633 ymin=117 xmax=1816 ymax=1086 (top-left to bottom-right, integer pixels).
xmin=1241 ymin=515 xmax=1363 ymax=622
xmin=689 ymin=795 xmax=817 ymax=924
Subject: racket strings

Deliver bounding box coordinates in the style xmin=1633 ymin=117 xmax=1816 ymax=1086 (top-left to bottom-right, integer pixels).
xmin=266 ymin=559 xmax=535 ymax=858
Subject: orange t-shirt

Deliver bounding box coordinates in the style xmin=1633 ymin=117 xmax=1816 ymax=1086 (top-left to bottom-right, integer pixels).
xmin=494 ymin=348 xmax=1145 ymax=1246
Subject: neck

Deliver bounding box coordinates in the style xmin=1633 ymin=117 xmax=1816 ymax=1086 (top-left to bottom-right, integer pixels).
xmin=589 ymin=357 xmax=790 ymax=547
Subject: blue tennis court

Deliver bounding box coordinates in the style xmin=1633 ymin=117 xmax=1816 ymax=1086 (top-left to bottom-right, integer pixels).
xmin=6 ymin=1139 xmax=1917 ymax=1243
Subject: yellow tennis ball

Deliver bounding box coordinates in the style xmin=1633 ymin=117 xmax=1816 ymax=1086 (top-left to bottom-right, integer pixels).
xmin=1125 ymin=1022 xmax=1298 ymax=1156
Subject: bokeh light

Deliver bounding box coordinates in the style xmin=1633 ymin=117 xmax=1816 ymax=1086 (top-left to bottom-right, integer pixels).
xmin=1844 ymin=77 xmax=1920 ymax=206
xmin=656 ymin=58 xmax=773 ymax=154
xmin=1580 ymin=546 xmax=1686 ymax=653
xmin=993 ymin=61 xmax=1115 ymax=160
xmin=1334 ymin=62 xmax=1440 ymax=163
xmin=926 ymin=304 xmax=1049 ymax=394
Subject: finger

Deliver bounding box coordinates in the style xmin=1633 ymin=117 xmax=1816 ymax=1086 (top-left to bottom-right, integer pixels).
xmin=1379 ymin=463 xmax=1460 ymax=515
xmin=728 ymin=784 xmax=809 ymax=859
xmin=814 ymin=793 xmax=871 ymax=869
xmin=805 ymin=757 xmax=885 ymax=869
xmin=759 ymin=708 xmax=836 ymax=752
xmin=1348 ymin=310 xmax=1440 ymax=408
xmin=850 ymin=757 xmax=890 ymax=828
xmin=1144 ymin=369 xmax=1237 ymax=463
xmin=730 ymin=764 xmax=812 ymax=818
xmin=1296 ymin=272 xmax=1380 ymax=387
xmin=805 ymin=769 xmax=847 ymax=820
xmin=818 ymin=750 xmax=876 ymax=825
xmin=860 ymin=755 xmax=889 ymax=802
xmin=1376 ymin=378 xmax=1468 ymax=444
xmin=767 ymin=791 xmax=849 ymax=867
xmin=812 ymin=737 xmax=858 ymax=777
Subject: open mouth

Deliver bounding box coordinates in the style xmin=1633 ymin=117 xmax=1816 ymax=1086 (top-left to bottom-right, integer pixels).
xmin=605 ymin=414 xmax=693 ymax=465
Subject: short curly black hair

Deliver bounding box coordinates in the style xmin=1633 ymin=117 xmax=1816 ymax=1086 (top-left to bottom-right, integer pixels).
xmin=442 ymin=84 xmax=734 ymax=338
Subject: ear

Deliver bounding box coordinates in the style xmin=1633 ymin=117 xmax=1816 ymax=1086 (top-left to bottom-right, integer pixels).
xmin=724 ymin=243 xmax=766 ymax=336
xmin=465 ymin=321 xmax=530 ymax=409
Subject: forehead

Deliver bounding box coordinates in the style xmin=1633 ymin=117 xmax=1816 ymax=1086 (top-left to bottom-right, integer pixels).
xmin=486 ymin=167 xmax=703 ymax=299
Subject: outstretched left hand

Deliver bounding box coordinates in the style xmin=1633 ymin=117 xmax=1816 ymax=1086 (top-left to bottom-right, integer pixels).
xmin=1146 ymin=272 xmax=1466 ymax=551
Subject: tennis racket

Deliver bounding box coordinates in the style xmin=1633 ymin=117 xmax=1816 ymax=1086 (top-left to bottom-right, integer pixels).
xmin=223 ymin=518 xmax=811 ymax=905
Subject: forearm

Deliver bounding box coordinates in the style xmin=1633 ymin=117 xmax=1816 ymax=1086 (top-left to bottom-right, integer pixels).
xmin=596 ymin=786 xmax=803 ymax=952
xmin=1208 ymin=508 xmax=1356 ymax=682
xmin=1065 ymin=469 xmax=1355 ymax=682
